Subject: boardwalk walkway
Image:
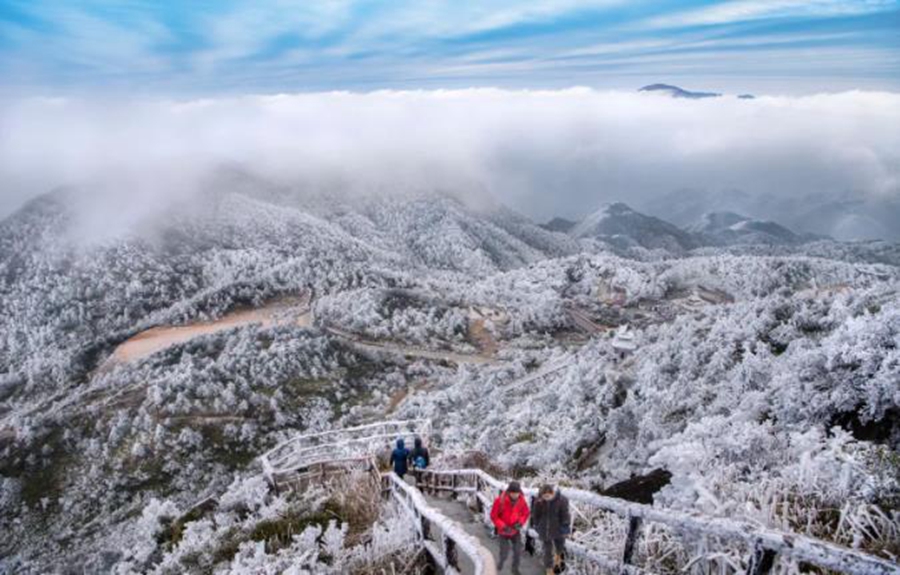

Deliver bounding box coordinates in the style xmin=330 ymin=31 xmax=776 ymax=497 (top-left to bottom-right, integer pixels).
xmin=423 ymin=491 xmax=545 ymax=575
xmin=262 ymin=420 xmax=900 ymax=575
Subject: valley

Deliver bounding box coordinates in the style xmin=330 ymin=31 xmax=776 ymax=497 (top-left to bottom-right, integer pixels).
xmin=0 ymin=185 xmax=898 ymax=573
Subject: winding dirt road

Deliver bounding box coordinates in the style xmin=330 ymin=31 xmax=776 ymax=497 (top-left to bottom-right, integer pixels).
xmin=105 ymin=298 xmax=497 ymax=368
xmin=106 ymin=298 xmax=312 ymax=366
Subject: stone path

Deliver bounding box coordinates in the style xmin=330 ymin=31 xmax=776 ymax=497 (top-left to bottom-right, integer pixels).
xmin=423 ymin=491 xmax=546 ymax=575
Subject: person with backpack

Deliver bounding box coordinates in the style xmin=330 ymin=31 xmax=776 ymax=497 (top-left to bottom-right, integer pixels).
xmin=531 ymin=483 xmax=571 ymax=574
xmin=389 ymin=438 xmax=410 ymax=478
xmin=409 ymin=436 xmax=430 ymax=469
xmin=409 ymin=436 xmax=430 ymax=482
xmin=490 ymin=481 xmax=530 ymax=574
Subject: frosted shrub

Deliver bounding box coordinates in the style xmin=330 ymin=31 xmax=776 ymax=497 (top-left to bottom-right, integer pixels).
xmin=126 ymin=498 xmax=181 ymax=565
xmin=218 ymin=475 xmax=271 ymax=515
xmin=314 ymin=288 xmax=469 ymax=349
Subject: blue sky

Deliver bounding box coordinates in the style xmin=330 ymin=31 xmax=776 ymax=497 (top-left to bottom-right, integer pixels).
xmin=1 ymin=1 xmax=899 ymax=95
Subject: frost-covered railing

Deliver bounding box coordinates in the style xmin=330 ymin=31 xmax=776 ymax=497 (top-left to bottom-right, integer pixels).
xmin=502 ymin=358 xmax=569 ymax=392
xmin=260 ymin=420 xmax=431 ymax=485
xmin=271 ymin=456 xmax=379 ymax=492
xmin=417 ymin=469 xmax=899 ymax=575
xmin=383 ymin=472 xmax=497 ymax=575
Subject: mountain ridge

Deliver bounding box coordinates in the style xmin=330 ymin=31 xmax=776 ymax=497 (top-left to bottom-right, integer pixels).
xmin=639 ymin=83 xmax=721 ymax=99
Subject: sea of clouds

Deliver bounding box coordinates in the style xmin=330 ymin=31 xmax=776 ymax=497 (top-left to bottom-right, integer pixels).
xmin=1 ymin=88 xmax=898 ymax=238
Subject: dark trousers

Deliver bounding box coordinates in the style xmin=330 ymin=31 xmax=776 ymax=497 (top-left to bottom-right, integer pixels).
xmin=498 ymin=534 xmax=522 ymax=571
xmin=541 ymin=537 xmax=566 ymax=569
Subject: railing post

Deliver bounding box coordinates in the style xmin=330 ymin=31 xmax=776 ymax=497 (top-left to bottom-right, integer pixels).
xmin=450 ymin=473 xmax=458 ymax=499
xmin=421 ymin=515 xmax=432 ymax=541
xmin=525 ymin=494 xmax=537 ymax=557
xmin=622 ymin=514 xmax=643 ymax=567
xmin=474 ymin=476 xmax=484 ymax=514
xmin=445 ymin=536 xmax=459 ymax=570
xmin=746 ymin=540 xmax=777 ymax=575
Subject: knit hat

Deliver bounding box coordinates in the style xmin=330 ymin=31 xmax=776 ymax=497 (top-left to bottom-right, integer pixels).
xmin=507 ymin=481 xmax=522 ymax=493
xmin=539 ymin=484 xmax=554 ymax=496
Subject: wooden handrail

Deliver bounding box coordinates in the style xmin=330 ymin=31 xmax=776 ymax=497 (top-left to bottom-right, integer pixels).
xmin=264 ymin=419 xmax=431 ymax=464
xmin=256 ymin=420 xmax=898 ymax=575
xmin=418 ymin=468 xmax=899 ymax=575
xmin=259 ymin=419 xmax=431 ymax=486
xmin=384 ymin=472 xmax=497 ymax=575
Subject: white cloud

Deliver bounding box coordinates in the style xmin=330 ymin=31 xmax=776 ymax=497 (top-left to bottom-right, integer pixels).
xmin=1 ymin=89 xmax=898 ymax=237
xmin=191 ymin=0 xmax=357 ymax=72
xmin=345 ymin=0 xmax=624 ymax=40
xmin=2 ymin=4 xmax=172 ymax=77
xmin=643 ymin=0 xmax=896 ymax=28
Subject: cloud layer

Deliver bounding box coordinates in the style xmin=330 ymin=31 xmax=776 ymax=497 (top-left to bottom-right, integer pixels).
xmin=1 ymin=88 xmax=899 ymax=239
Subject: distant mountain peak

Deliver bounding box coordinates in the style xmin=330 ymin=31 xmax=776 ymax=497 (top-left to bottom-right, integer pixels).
xmin=599 ymin=201 xmax=637 ymax=216
xmin=688 ymin=210 xmax=803 ymax=245
xmin=639 ymin=83 xmax=721 ymax=99
xmin=540 ymin=216 xmax=577 ymax=233
xmin=571 ymin=201 xmax=698 ymax=252
xmin=690 ymin=211 xmax=750 ymax=232
xmin=574 ymin=202 xmax=640 ymax=231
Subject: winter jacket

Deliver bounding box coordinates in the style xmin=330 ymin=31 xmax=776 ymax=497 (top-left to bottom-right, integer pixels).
xmin=490 ymin=492 xmax=530 ymax=538
xmin=390 ymin=439 xmax=410 ymax=476
xmin=410 ymin=437 xmax=430 ymax=469
xmin=531 ymin=491 xmax=571 ymax=541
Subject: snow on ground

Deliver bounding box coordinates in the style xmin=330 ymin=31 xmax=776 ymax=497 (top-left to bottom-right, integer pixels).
xmin=1 ymin=187 xmax=898 ymax=572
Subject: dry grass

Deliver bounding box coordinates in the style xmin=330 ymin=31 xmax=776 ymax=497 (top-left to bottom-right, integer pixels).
xmin=386 ymin=386 xmax=411 ymax=414
xmin=440 ymin=450 xmax=505 ymax=477
xmin=323 ymin=470 xmax=384 ymax=545
xmin=350 ymin=549 xmax=430 ymax=575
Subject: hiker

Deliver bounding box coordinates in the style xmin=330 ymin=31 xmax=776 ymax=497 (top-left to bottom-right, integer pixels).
xmin=389 ymin=438 xmax=410 ymax=478
xmin=409 ymin=436 xmax=430 ymax=483
xmin=531 ymin=484 xmax=571 ymax=574
xmin=409 ymin=436 xmax=430 ymax=469
xmin=490 ymin=481 xmax=530 ymax=574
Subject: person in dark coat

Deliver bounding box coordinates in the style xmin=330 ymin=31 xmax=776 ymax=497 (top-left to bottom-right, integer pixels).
xmin=389 ymin=438 xmax=410 ymax=478
xmin=409 ymin=436 xmax=430 ymax=470
xmin=531 ymin=484 xmax=571 ymax=573
xmin=409 ymin=436 xmax=430 ymax=484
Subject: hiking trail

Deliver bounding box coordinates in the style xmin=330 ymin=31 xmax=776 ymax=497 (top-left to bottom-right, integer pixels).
xmin=255 ymin=419 xmax=899 ymax=575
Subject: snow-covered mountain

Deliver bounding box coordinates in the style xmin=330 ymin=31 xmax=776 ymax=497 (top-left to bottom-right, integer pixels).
xmin=687 ymin=211 xmax=806 ymax=245
xmin=794 ymin=195 xmax=900 ymax=241
xmin=569 ymin=202 xmax=699 ymax=252
xmin=1 ymin=179 xmax=899 ymax=573
xmin=639 ymin=83 xmax=721 ymax=99
xmin=563 ymin=204 xmax=900 ymax=265
xmin=645 ymin=188 xmax=900 ymax=242
xmin=540 ymin=216 xmax=577 ymax=233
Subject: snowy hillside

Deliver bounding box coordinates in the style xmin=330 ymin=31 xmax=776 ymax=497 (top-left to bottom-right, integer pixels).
xmin=1 ymin=182 xmax=898 ymax=573
xmin=647 ymin=188 xmax=900 ymax=243
xmin=569 ymin=202 xmax=699 ymax=252
xmin=687 ymin=211 xmax=805 ymax=245
xmin=565 ymin=203 xmax=900 ymax=266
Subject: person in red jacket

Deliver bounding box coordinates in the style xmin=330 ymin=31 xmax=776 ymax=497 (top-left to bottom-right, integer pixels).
xmin=490 ymin=481 xmax=530 ymax=574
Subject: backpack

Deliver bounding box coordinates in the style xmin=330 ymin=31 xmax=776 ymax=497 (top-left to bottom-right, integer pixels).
xmin=414 ymin=455 xmax=427 ymax=469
